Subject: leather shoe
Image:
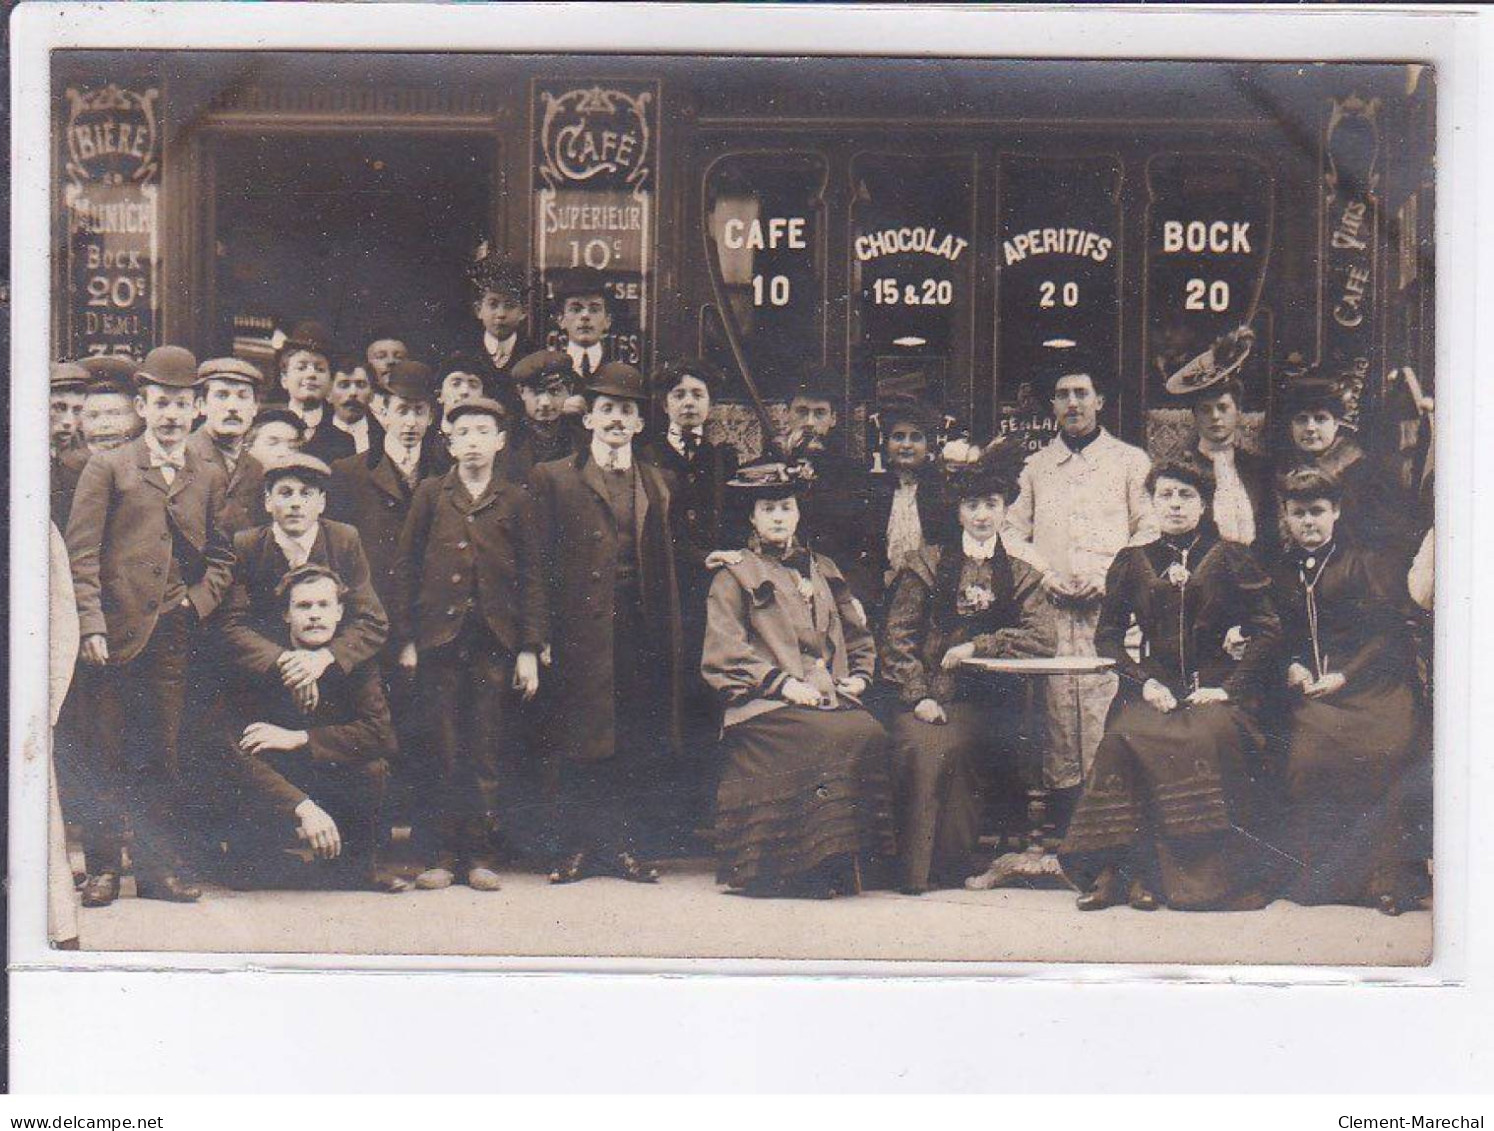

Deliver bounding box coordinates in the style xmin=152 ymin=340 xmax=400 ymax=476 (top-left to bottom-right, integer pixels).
xmin=1127 ymin=878 xmax=1160 ymax=911
xmin=467 ymin=866 xmax=503 ymax=892
xmin=415 ymin=866 xmax=455 ymax=890
xmin=612 ymin=852 xmax=660 ymax=884
xmin=80 ymin=871 xmax=120 ymax=908
xmin=1076 ymin=866 xmax=1122 ymax=911
xmin=135 ymin=874 xmax=202 ymax=903
xmin=548 ymin=852 xmax=589 ymax=885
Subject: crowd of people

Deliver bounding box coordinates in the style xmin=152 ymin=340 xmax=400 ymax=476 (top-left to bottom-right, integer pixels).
xmin=45 ymin=254 xmax=1435 ymax=920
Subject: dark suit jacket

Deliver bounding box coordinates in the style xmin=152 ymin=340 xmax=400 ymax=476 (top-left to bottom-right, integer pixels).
xmin=221 ymin=520 xmax=389 ymax=678
xmin=51 ymin=447 xmax=88 ymax=531
xmin=215 ymin=652 xmax=396 ymax=816
xmin=187 ymin=429 xmax=267 ymax=536
xmin=531 ymin=450 xmax=684 ymax=763
xmin=391 ymin=468 xmax=547 ymax=656
xmin=639 ymin=431 xmax=740 ymax=578
xmin=66 ymin=435 xmax=235 ymax=662
xmin=505 ymin=416 xmax=586 ymax=485
xmin=327 ymin=444 xmax=442 ymax=614
xmin=473 ymin=331 xmax=530 ymax=411
xmin=298 ymin=414 xmax=357 ymax=466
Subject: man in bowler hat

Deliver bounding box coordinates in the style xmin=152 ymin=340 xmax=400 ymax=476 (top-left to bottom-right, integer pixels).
xmin=65 ymin=344 xmax=237 ymax=906
xmin=530 ymin=361 xmax=685 ymax=882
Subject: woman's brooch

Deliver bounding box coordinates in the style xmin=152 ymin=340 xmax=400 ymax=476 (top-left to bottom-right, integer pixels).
xmin=958 ymin=584 xmax=995 ymax=615
xmin=1165 ymin=562 xmax=1191 ymax=588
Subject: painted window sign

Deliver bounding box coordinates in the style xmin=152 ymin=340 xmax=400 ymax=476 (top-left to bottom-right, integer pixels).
xmin=1144 ymin=153 xmax=1275 ymax=404
xmin=850 ymin=153 xmax=975 ymax=408
xmin=532 ymin=80 xmax=659 ymax=367
xmin=702 ymin=151 xmax=827 ymax=401
xmin=62 ymin=83 xmax=162 ymax=361
xmin=996 ymin=154 xmax=1122 ymax=438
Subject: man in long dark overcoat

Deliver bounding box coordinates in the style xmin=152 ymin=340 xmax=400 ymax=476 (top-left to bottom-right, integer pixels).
xmin=530 ymin=361 xmax=684 ymax=881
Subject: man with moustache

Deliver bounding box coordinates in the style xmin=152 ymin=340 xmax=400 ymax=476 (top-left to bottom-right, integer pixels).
xmin=66 ymin=345 xmax=236 ymax=906
xmin=207 ymin=563 xmax=399 ymax=892
xmin=1002 ymin=342 xmax=1155 ymax=811
xmin=50 ymin=362 xmax=89 ymax=528
xmin=328 ymin=355 xmax=380 ymax=456
xmin=221 ymin=454 xmax=388 ymax=711
xmin=187 ymin=356 xmax=267 ymax=537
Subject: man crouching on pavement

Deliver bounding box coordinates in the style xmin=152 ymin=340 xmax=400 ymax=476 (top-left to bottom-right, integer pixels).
xmin=209 ymin=563 xmax=400 ymax=892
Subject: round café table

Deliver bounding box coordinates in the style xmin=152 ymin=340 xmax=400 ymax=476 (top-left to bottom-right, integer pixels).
xmin=957 ymin=654 xmax=1117 ymax=891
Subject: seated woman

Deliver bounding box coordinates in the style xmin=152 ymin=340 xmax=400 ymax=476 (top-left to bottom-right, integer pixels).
xmin=841 ymin=396 xmax=955 ymax=623
xmin=879 ymin=439 xmax=1054 ymax=893
xmin=1059 ymin=461 xmax=1280 ymax=911
xmin=1271 ymin=468 xmax=1423 ymax=915
xmin=202 ymin=563 xmax=399 ymax=892
xmin=701 ymin=461 xmax=896 ymax=899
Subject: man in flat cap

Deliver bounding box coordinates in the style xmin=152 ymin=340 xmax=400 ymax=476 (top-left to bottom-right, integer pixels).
xmin=50 ymin=362 xmax=89 ymax=528
xmin=505 ymin=349 xmax=587 ymax=483
xmin=531 ymin=361 xmax=684 ymax=881
xmin=782 ymin=363 xmax=865 ymax=603
xmin=65 ymin=344 xmax=237 ymax=906
xmin=1002 ymin=342 xmax=1155 ymax=811
xmin=221 ymin=453 xmax=389 ymax=714
xmin=393 ymin=396 xmax=543 ymax=889
xmin=188 ymin=356 xmax=268 ymax=537
xmin=77 ymin=357 xmax=144 ymax=454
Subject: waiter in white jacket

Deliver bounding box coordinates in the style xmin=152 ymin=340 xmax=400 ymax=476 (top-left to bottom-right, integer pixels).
xmin=1002 ymin=342 xmax=1155 ymax=801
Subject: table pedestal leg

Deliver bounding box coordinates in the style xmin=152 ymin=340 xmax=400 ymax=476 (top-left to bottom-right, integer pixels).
xmin=965 ymin=789 xmax=1075 ymax=891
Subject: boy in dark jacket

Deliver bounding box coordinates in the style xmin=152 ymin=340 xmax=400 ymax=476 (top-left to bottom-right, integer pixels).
xmin=393 ymin=397 xmax=544 ymax=891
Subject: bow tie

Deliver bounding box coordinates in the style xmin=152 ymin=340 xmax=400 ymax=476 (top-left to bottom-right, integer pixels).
xmin=150 ymin=452 xmax=185 ymax=471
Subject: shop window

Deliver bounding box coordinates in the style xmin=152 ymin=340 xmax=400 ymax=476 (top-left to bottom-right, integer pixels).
xmin=701 ymin=151 xmax=827 ymax=402
xmin=848 ymin=152 xmax=976 ymax=416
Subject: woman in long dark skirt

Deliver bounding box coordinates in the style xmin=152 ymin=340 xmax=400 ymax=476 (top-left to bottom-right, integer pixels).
xmin=1271 ymin=467 xmax=1424 ymax=915
xmin=1059 ymin=460 xmax=1281 ymax=911
xmin=879 ymin=439 xmax=1054 ymax=893
xmin=701 ymin=461 xmax=896 ymax=899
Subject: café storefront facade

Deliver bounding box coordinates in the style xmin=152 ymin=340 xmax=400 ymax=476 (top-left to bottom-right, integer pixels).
xmin=53 ymin=51 xmax=1435 ymax=459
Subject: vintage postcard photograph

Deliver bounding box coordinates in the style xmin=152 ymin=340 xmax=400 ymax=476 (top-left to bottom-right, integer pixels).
xmin=33 ymin=44 xmax=1437 ymax=967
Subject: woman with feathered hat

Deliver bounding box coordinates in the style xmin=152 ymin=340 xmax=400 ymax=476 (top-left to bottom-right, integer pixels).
xmin=700 ymin=461 xmax=896 ymax=899
xmin=879 ymin=438 xmax=1055 ymax=893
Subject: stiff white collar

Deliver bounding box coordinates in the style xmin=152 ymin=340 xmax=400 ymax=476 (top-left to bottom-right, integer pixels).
xmin=567 ymin=342 xmax=604 ymax=369
xmin=485 ymin=331 xmax=517 ymax=366
xmin=962 ymin=531 xmax=1000 ymax=562
xmin=290 ymin=401 xmax=323 ymax=429
xmin=591 ymin=438 xmax=633 ymax=470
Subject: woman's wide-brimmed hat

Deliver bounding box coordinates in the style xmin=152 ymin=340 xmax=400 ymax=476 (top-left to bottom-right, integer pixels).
xmin=726 ymin=459 xmax=815 ymax=500
xmin=1164 ymin=324 xmax=1255 ymax=398
xmin=941 ymin=436 xmax=1027 ymax=503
